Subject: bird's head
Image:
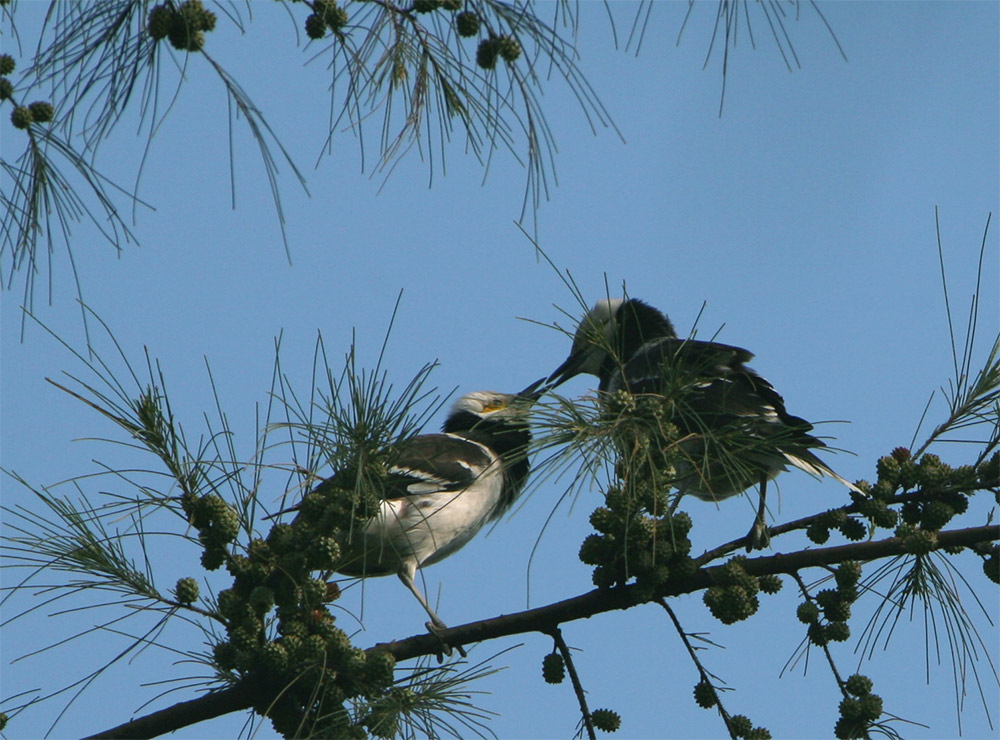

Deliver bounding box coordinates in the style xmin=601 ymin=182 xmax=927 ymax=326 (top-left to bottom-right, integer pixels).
xmin=545 ymin=297 xmax=675 ymax=390
xmin=450 ymin=380 xmax=544 ymax=424
xmin=544 ymin=298 xmax=624 ymax=388
xmin=444 ymin=384 xmax=542 ymax=445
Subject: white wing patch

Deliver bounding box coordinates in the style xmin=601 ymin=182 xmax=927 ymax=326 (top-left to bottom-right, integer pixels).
xmin=391 ymin=466 xmax=454 ymax=495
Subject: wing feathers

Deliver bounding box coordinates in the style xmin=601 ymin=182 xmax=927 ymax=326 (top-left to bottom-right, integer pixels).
xmin=384 ymin=433 xmax=497 ymax=499
xmin=782 ymin=451 xmax=862 ymax=493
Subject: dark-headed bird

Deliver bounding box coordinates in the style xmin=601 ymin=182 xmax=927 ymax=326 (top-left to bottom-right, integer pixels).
xmin=546 ymin=298 xmax=859 ymax=549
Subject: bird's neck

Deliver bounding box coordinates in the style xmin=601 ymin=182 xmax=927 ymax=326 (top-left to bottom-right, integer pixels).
xmin=597 ymin=300 xmax=678 ymax=388
xmin=443 ymin=412 xmax=531 ymax=458
xmin=616 ymin=299 xmax=677 ymax=356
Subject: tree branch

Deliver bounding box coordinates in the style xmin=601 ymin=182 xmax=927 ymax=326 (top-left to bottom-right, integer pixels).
xmin=658 ymin=599 xmax=739 ymax=739
xmin=549 ymin=627 xmax=596 ymax=740
xmin=697 ymin=484 xmax=990 ymax=566
xmin=84 ymin=523 xmax=998 ymax=739
xmin=83 ymin=681 xmax=261 ymax=739
xmin=383 ymin=523 xmax=998 ymax=661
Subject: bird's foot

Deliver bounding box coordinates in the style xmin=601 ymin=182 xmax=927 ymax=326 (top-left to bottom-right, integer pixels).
xmin=744 ymin=519 xmax=771 ymax=552
xmin=426 ymin=620 xmax=467 ymax=660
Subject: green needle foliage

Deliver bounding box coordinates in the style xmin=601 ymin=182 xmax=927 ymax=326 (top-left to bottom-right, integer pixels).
xmin=1 ymin=1 xmax=845 ymax=337
xmin=0 ymin=306 xmax=504 ymax=738
xmin=2 ymin=228 xmax=998 ymax=738
xmin=522 ymin=230 xmax=999 ymax=739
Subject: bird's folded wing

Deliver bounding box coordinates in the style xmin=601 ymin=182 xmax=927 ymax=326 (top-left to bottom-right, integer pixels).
xmin=385 ymin=433 xmax=495 ymax=498
xmin=619 ymin=337 xmax=754 ymax=395
xmin=638 ymin=337 xmax=754 ymax=376
xmin=622 ymin=338 xmax=818 ymax=434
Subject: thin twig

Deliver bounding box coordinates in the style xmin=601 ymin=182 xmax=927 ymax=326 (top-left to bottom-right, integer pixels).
xmin=658 ymin=599 xmax=738 ymax=739
xmin=697 ymin=484 xmax=994 ymax=567
xmin=548 ymin=627 xmax=595 ymax=740
xmin=790 ymin=572 xmax=848 ymax=692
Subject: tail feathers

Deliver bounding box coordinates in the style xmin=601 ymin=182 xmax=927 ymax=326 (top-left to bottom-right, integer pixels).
xmin=783 ymin=451 xmax=864 ymax=495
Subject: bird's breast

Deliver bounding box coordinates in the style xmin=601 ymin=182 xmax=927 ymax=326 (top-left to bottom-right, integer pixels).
xmin=336 ymin=472 xmax=504 ymax=575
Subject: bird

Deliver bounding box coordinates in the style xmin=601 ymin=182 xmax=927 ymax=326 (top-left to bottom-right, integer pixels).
xmin=275 ymin=381 xmax=542 ymax=654
xmin=544 ymin=297 xmax=859 ymax=549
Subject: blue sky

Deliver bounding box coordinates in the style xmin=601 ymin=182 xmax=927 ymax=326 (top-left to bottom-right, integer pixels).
xmin=2 ymin=2 xmax=998 ymax=738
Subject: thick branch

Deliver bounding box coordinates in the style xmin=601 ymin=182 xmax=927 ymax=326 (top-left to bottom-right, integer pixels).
xmin=83 ymin=681 xmax=261 ymax=739
xmin=382 ymin=523 xmax=998 ymax=660
xmin=85 ymin=523 xmax=998 ymax=738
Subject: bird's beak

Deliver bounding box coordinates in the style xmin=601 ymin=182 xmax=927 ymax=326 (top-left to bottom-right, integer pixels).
xmin=517 ymin=377 xmax=548 ymax=402
xmin=545 ymin=350 xmax=587 ymax=390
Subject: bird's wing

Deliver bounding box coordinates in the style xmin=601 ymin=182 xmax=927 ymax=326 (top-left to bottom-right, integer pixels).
xmin=383 ymin=433 xmax=495 ymax=498
xmin=618 ymin=337 xmax=753 ymax=393
xmin=616 ymin=336 xmax=860 ymax=493
xmin=620 ymin=337 xmax=816 ymax=434
xmin=265 ymin=433 xmax=496 ymax=520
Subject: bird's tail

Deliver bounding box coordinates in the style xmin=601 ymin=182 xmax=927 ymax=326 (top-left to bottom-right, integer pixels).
xmin=782 ymin=450 xmax=864 ymax=495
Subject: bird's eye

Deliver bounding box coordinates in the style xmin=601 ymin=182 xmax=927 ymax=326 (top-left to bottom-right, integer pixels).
xmin=481 ymin=402 xmax=505 ymax=413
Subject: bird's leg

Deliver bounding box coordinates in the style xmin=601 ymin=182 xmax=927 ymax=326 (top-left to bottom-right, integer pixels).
xmin=745 ymin=476 xmax=771 ymax=551
xmin=397 ymin=565 xmax=467 ymax=659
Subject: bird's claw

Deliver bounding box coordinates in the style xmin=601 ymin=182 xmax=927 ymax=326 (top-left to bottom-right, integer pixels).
xmin=426 ymin=620 xmax=467 ymax=660
xmin=745 ymin=519 xmax=770 ymax=552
